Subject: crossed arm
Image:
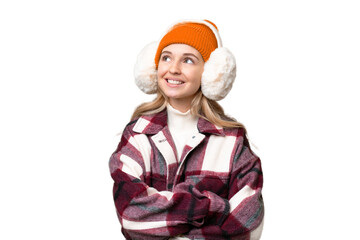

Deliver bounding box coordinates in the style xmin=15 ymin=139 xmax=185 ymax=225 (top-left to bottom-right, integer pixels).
xmin=109 ymin=127 xmax=264 ymax=239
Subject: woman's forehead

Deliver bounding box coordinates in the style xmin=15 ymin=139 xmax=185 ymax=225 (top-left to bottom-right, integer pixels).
xmin=162 ymin=43 xmax=201 ymax=56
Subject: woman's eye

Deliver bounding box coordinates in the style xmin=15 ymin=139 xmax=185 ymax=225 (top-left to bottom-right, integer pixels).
xmin=162 ymin=56 xmax=171 ymax=62
xmin=184 ymin=58 xmax=194 ymax=64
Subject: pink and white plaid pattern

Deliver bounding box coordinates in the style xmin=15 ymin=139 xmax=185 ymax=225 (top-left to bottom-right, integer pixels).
xmin=109 ymin=110 xmax=264 ymax=239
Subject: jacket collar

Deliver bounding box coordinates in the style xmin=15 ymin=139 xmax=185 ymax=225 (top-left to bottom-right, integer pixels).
xmin=132 ymin=109 xmax=225 ymax=136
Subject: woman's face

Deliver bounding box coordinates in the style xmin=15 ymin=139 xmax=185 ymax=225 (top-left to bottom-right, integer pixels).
xmin=157 ymin=44 xmax=204 ymax=112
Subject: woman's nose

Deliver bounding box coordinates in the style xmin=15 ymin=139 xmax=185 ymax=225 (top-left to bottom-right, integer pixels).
xmin=169 ymin=60 xmax=181 ymax=74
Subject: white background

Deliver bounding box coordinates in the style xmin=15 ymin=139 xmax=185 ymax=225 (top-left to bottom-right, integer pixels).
xmin=1 ymin=0 xmax=359 ymax=239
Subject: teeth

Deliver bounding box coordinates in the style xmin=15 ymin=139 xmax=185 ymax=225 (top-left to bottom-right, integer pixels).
xmin=167 ymin=79 xmax=183 ymax=85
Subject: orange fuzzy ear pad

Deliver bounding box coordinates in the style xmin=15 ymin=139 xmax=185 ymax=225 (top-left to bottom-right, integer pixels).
xmin=154 ymin=22 xmax=218 ymax=69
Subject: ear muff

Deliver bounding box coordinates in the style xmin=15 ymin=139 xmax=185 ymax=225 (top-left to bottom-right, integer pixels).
xmin=134 ymin=41 xmax=158 ymax=94
xmin=201 ymin=47 xmax=236 ymax=101
xmin=133 ymin=20 xmax=237 ymax=101
xmin=133 ymin=42 xmax=237 ymax=101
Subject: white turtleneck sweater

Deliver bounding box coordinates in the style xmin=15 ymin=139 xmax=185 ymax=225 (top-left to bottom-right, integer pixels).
xmin=166 ymin=104 xmax=199 ymax=160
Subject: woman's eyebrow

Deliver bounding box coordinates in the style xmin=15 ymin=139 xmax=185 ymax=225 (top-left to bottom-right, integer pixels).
xmin=183 ymin=53 xmax=200 ymax=60
xmin=161 ymin=51 xmax=172 ymax=55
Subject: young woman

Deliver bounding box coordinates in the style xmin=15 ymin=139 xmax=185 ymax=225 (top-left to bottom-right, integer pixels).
xmin=109 ymin=20 xmax=264 ymax=240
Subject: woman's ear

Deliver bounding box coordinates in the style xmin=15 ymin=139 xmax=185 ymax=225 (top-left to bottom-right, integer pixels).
xmin=134 ymin=42 xmax=159 ymax=94
xmin=201 ymin=47 xmax=236 ymax=101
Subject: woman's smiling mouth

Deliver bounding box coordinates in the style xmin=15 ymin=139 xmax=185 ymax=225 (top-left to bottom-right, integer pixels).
xmin=166 ymin=79 xmax=184 ymax=85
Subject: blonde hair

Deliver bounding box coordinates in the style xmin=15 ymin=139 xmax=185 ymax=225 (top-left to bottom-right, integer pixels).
xmin=131 ymin=89 xmax=246 ymax=131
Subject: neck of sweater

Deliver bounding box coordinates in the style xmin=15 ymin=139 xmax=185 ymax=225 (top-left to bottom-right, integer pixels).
xmin=167 ymin=104 xmax=198 ymax=133
xmin=166 ymin=104 xmax=199 ymax=160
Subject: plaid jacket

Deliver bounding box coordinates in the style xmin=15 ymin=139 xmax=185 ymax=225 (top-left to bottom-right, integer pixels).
xmin=109 ymin=109 xmax=264 ymax=240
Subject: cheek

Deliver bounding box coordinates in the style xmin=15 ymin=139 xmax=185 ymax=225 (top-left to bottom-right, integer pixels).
xmin=157 ymin=70 xmax=161 ymax=81
xmin=157 ymin=65 xmax=166 ymax=80
xmin=192 ymin=68 xmax=204 ymax=85
xmin=197 ymin=70 xmax=203 ymax=82
xmin=157 ymin=67 xmax=167 ymax=91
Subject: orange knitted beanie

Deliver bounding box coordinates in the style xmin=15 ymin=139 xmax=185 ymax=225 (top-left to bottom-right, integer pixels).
xmin=154 ymin=20 xmax=219 ymax=69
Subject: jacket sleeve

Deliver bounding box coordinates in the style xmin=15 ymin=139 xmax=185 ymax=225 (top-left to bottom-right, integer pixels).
xmin=185 ymin=130 xmax=264 ymax=240
xmin=109 ymin=125 xmax=221 ymax=240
